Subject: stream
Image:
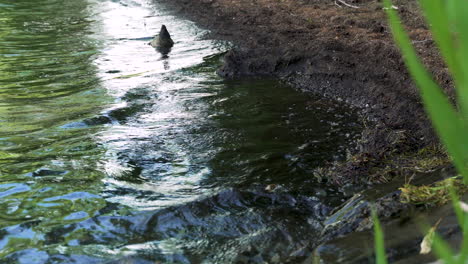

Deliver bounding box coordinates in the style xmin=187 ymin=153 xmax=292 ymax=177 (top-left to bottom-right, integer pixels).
xmin=0 ymin=0 xmax=360 ymax=262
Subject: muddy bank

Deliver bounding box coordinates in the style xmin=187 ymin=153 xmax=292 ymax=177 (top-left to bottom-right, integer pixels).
xmin=154 ymin=0 xmax=453 ymax=187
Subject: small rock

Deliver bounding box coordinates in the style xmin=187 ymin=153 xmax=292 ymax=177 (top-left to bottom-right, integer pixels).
xmin=265 ymin=184 xmax=278 ymax=192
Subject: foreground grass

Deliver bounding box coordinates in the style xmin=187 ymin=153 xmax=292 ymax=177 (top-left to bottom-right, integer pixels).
xmin=372 ymin=0 xmax=468 ymax=262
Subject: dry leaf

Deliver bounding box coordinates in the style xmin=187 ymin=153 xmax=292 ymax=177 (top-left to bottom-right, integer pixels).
xmin=420 ymin=219 xmax=442 ymax=254
xmin=460 ymin=201 xmax=468 ymax=213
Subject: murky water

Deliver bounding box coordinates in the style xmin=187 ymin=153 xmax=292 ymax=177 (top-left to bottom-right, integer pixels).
xmin=0 ymin=0 xmax=360 ymax=262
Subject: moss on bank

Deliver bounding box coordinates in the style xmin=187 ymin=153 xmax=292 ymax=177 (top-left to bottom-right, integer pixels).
xmin=400 ymin=177 xmax=468 ymax=206
xmin=314 ymin=144 xmax=451 ymax=186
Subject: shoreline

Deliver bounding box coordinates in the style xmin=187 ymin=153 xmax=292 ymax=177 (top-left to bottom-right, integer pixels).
xmin=155 ymin=0 xmax=452 ymax=187
xmin=151 ymin=0 xmax=462 ymax=262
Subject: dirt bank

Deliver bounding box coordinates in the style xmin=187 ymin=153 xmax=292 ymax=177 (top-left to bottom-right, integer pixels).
xmin=154 ymin=0 xmax=452 ymax=186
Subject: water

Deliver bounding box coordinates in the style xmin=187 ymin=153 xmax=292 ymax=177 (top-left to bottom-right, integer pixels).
xmin=0 ymin=0 xmax=360 ymax=262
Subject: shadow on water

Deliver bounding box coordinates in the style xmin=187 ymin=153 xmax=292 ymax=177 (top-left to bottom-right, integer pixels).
xmin=0 ymin=0 xmax=361 ymax=263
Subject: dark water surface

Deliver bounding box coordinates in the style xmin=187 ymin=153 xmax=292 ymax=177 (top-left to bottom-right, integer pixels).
xmin=0 ymin=0 xmax=360 ymax=262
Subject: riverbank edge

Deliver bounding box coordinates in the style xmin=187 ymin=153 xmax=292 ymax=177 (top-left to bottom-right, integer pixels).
xmin=152 ymin=0 xmax=459 ymax=261
xmin=154 ymin=0 xmax=453 ymax=187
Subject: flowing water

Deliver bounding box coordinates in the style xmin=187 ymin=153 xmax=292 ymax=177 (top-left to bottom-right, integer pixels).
xmin=0 ymin=0 xmax=360 ymax=262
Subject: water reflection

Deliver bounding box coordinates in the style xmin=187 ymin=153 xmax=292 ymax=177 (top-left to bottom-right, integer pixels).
xmin=0 ymin=0 xmax=360 ymax=262
xmin=0 ymin=0 xmax=109 ymax=259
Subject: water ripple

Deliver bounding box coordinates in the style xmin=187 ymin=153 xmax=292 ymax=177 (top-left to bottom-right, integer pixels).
xmin=0 ymin=0 xmax=360 ymax=262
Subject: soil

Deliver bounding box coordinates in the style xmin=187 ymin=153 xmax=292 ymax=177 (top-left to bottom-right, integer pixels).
xmin=154 ymin=0 xmax=453 ymax=187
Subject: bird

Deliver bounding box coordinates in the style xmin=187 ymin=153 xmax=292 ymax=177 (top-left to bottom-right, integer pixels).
xmin=149 ymin=25 xmax=174 ymax=49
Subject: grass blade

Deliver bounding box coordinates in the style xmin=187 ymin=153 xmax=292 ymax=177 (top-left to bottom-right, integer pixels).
xmin=452 ymin=188 xmax=468 ymax=263
xmin=451 ymin=1 xmax=468 ymax=119
xmin=384 ymin=0 xmax=468 ymax=184
xmin=432 ymin=233 xmax=457 ymax=263
xmin=418 ymin=0 xmax=464 ymax=108
xmin=460 ymin=214 xmax=468 ymax=264
xmin=450 ymin=188 xmax=465 ymax=230
xmin=372 ymin=209 xmax=388 ymax=264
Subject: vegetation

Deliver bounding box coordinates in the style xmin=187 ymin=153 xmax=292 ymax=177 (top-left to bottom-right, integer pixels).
xmin=385 ymin=0 xmax=468 ymax=183
xmin=400 ymin=177 xmax=468 ymax=206
xmin=372 ymin=208 xmax=388 ymax=264
xmin=372 ymin=0 xmax=468 ymax=262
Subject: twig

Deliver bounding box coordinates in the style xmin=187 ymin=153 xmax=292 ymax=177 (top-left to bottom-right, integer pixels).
xmin=335 ymin=0 xmax=359 ymax=9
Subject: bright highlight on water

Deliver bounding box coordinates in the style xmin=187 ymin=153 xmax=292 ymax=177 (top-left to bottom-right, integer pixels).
xmin=0 ymin=0 xmax=359 ymax=262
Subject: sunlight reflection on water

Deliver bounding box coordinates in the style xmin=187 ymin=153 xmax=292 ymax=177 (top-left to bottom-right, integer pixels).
xmin=0 ymin=0 xmax=360 ymax=262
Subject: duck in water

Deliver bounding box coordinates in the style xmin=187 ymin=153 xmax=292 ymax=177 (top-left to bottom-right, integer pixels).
xmin=149 ymin=25 xmax=174 ymax=51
